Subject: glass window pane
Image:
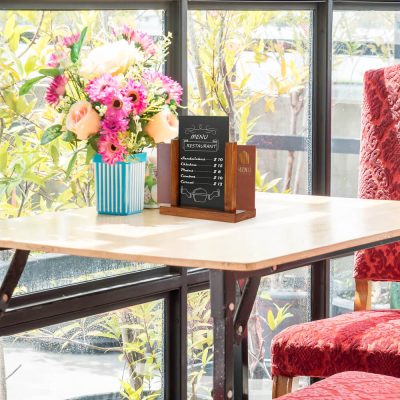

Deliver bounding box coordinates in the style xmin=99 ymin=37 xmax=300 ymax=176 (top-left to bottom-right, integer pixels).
xmin=0 ymin=250 xmax=165 ymax=296
xmin=187 ymin=269 xmax=311 ymax=399
xmin=4 ymin=299 xmax=164 ymax=399
xmin=188 ymin=10 xmax=313 ymax=397
xmin=0 ymin=10 xmax=165 ymax=290
xmin=188 ymin=10 xmax=312 ymax=195
xmin=187 ymin=290 xmax=213 ymax=399
xmin=331 ymin=10 xmax=400 ymax=316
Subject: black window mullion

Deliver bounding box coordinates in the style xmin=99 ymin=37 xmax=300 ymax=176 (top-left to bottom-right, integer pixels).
xmin=310 ymin=0 xmax=333 ymax=322
xmin=166 ymin=0 xmax=189 ymax=113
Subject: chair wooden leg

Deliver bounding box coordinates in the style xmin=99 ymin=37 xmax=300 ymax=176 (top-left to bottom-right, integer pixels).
xmin=354 ymin=278 xmax=372 ymax=311
xmin=272 ymin=375 xmax=293 ymax=398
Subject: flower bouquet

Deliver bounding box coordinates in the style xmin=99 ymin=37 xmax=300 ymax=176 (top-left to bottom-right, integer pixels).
xmin=20 ymin=26 xmax=182 ymax=215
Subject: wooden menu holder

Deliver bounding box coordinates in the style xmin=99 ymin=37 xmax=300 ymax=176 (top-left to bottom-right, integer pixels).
xmin=159 ymin=140 xmax=256 ymax=223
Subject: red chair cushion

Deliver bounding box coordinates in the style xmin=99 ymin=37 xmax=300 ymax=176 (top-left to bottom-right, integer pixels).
xmin=271 ymin=310 xmax=400 ymax=378
xmin=354 ymin=64 xmax=400 ymax=281
xmin=278 ymin=371 xmax=400 ymax=400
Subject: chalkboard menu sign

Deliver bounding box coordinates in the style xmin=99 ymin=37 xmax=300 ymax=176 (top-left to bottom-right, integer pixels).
xmin=179 ymin=116 xmax=229 ymax=210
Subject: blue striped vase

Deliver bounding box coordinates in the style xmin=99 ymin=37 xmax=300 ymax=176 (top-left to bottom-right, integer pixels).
xmin=93 ymin=153 xmax=147 ymax=215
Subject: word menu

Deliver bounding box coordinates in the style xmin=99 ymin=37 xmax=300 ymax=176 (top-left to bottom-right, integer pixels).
xmin=179 ymin=116 xmax=229 ymax=210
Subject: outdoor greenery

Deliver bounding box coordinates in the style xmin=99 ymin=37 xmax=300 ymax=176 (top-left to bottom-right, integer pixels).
xmin=0 ymin=10 xmax=167 ymax=218
xmin=0 ymin=9 xmax=310 ymax=220
xmin=188 ymin=10 xmax=310 ymax=192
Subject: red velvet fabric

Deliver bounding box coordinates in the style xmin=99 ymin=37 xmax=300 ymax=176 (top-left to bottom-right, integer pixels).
xmin=271 ymin=310 xmax=400 ymax=378
xmin=278 ymin=371 xmax=400 ymax=400
xmin=354 ymin=64 xmax=400 ymax=281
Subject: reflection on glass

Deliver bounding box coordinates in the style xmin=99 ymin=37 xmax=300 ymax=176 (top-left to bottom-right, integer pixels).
xmin=331 ymin=11 xmax=400 ymax=316
xmin=4 ymin=299 xmax=164 ymax=399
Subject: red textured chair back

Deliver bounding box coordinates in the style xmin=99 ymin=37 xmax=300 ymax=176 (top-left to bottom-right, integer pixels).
xmin=354 ymin=64 xmax=400 ymax=281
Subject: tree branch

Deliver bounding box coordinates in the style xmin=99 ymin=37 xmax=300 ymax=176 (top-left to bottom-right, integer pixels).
xmin=17 ymin=11 xmax=45 ymax=59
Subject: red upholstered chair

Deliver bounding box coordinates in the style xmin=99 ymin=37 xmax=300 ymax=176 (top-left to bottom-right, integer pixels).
xmin=277 ymin=371 xmax=400 ymax=400
xmin=270 ymin=63 xmax=400 ymax=398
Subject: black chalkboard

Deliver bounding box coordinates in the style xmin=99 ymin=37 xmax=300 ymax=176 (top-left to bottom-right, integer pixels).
xmin=179 ymin=116 xmax=229 ymax=210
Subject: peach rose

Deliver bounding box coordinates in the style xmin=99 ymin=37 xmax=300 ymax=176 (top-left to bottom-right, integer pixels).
xmin=66 ymin=101 xmax=101 ymax=140
xmin=144 ymin=107 xmax=178 ymax=143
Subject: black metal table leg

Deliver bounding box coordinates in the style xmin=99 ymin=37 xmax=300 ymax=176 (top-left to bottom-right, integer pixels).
xmin=210 ymin=271 xmax=261 ymax=400
xmin=210 ymin=270 xmax=236 ymax=400
xmin=0 ymin=250 xmax=30 ymax=318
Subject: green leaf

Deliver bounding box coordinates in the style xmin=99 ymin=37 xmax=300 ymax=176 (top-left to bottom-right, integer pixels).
xmin=85 ymin=143 xmax=96 ymax=164
xmin=19 ymin=75 xmax=45 ymax=96
xmin=70 ymin=27 xmax=88 ymax=63
xmin=267 ymin=309 xmax=276 ymax=331
xmin=41 ymin=124 xmax=63 ymax=145
xmin=4 ymin=14 xmax=15 ymax=41
xmin=259 ymin=291 xmax=272 ymax=301
xmin=0 ymin=144 xmax=8 ymax=174
xmin=25 ymin=171 xmax=44 ymax=187
xmin=15 ymin=96 xmax=30 ymax=115
xmin=62 ymin=130 xmax=76 ymax=143
xmin=38 ymin=68 xmax=63 ymax=77
xmin=50 ymin=145 xmax=59 ymax=165
xmin=9 ymin=31 xmax=21 ymax=52
xmin=66 ymin=152 xmax=78 ymax=179
xmin=24 ymin=55 xmax=37 ymax=75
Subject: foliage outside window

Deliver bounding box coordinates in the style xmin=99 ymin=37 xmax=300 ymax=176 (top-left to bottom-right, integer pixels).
xmin=188 ymin=10 xmax=312 ymax=194
xmin=0 ymin=10 xmax=164 ymax=218
xmin=5 ymin=300 xmax=163 ymax=399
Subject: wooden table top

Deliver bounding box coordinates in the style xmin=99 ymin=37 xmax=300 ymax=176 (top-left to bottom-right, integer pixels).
xmin=1 ymin=193 xmax=400 ymax=272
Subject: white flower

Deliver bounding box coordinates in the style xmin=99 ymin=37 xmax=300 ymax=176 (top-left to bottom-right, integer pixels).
xmin=80 ymin=40 xmax=144 ymax=79
xmin=95 ymin=104 xmax=108 ymax=117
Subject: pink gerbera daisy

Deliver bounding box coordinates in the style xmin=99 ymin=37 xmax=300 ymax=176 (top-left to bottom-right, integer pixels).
xmin=104 ymin=94 xmax=132 ymax=119
xmin=45 ymin=75 xmax=68 ymax=106
xmin=97 ymin=135 xmax=127 ymax=165
xmin=122 ymin=80 xmax=148 ymax=115
xmin=113 ymin=26 xmax=156 ymax=55
xmin=101 ymin=115 xmax=129 ymax=137
xmin=142 ymin=71 xmax=183 ymax=105
xmin=86 ymin=74 xmax=119 ymax=103
xmin=61 ymin=33 xmax=80 ymax=48
xmin=46 ymin=53 xmax=60 ymax=68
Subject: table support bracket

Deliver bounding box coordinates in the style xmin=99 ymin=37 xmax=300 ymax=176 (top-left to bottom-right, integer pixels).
xmin=0 ymin=250 xmax=30 ymax=318
xmin=234 ymin=277 xmax=261 ymax=344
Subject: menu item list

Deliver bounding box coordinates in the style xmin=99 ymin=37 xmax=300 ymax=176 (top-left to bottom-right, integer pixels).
xmin=179 ymin=116 xmax=229 ymax=210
